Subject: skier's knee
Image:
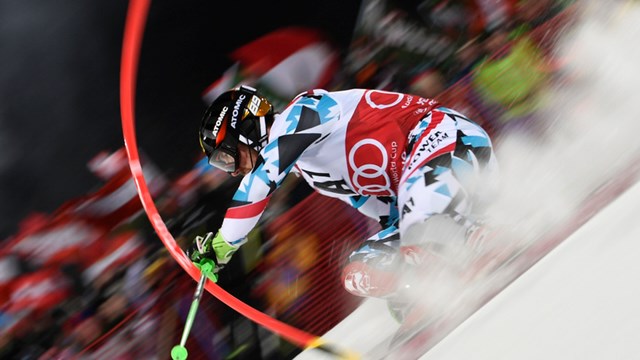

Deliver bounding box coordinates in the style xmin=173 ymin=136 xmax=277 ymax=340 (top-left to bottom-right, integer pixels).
xmin=402 ymin=214 xmax=467 ymax=249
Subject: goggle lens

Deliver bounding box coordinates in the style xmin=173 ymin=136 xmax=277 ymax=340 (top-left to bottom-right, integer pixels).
xmin=208 ymin=148 xmax=236 ymax=173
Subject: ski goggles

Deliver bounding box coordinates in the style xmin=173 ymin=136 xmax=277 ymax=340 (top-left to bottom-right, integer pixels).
xmin=207 ymin=144 xmax=238 ymax=173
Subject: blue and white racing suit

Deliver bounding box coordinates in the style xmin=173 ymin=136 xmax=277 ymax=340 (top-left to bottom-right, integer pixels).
xmin=217 ymin=88 xmax=499 ymax=298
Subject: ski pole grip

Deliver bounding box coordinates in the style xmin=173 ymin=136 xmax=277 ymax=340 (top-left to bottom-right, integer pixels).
xmin=199 ymin=258 xmax=215 ymax=275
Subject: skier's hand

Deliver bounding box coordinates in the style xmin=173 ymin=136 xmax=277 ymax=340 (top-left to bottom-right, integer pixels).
xmin=186 ymin=231 xmax=239 ymax=282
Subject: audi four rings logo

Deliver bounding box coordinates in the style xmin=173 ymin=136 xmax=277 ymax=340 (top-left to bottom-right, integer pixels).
xmin=348 ymin=139 xmax=395 ymax=196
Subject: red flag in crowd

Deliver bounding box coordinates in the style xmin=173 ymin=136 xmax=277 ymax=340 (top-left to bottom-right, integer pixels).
xmin=7 ymin=213 xmax=104 ymax=268
xmin=70 ymin=147 xmax=168 ymax=229
xmin=6 ymin=267 xmax=71 ymax=314
xmin=202 ymin=26 xmax=340 ymax=105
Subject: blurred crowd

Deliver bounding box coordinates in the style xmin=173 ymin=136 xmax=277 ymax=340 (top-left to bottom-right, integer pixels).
xmin=342 ymin=0 xmax=577 ymax=137
xmin=1 ymin=0 xmax=578 ymax=359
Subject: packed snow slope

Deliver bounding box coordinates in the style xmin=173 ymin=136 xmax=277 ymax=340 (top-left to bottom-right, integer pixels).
xmin=418 ymin=161 xmax=640 ymax=360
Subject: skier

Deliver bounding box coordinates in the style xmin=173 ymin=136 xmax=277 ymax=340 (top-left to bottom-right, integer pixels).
xmin=187 ymin=85 xmax=499 ymax=321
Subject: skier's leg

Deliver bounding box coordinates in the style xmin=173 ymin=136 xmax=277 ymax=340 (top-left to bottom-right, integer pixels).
xmin=399 ymin=108 xmax=499 ymax=258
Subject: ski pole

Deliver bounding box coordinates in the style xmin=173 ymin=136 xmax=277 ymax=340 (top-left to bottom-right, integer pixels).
xmin=171 ymin=270 xmax=208 ymax=360
xmin=171 ymin=232 xmax=217 ymax=360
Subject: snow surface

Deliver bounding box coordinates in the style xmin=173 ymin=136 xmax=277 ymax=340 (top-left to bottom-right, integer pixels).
xmin=419 ymin=178 xmax=640 ymax=360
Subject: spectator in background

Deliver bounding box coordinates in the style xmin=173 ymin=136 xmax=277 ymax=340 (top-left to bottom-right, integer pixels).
xmin=516 ymin=0 xmax=572 ymax=29
xmin=469 ymin=21 xmax=553 ymax=136
xmin=408 ymin=67 xmax=447 ymax=98
xmin=416 ymin=0 xmax=517 ymax=44
xmin=445 ymin=36 xmax=486 ymax=86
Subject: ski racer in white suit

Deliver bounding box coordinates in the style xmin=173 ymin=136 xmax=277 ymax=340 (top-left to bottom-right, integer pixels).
xmin=188 ymin=85 xmax=499 ymax=307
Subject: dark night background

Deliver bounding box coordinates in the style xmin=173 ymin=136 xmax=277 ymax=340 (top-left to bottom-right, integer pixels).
xmin=0 ymin=0 xmax=362 ymax=238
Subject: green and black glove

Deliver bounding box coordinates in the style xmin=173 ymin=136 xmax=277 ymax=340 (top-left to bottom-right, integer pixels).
xmin=186 ymin=231 xmax=239 ymax=282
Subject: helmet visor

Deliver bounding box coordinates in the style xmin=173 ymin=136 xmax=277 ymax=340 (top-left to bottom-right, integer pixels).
xmin=208 ymin=147 xmax=237 ymax=173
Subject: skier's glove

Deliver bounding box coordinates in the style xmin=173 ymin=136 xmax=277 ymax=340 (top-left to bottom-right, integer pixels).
xmin=186 ymin=231 xmax=239 ymax=282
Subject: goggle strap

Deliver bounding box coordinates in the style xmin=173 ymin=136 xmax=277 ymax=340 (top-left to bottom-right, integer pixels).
xmin=259 ymin=116 xmax=267 ymax=138
xmin=238 ymin=134 xmax=251 ymax=146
